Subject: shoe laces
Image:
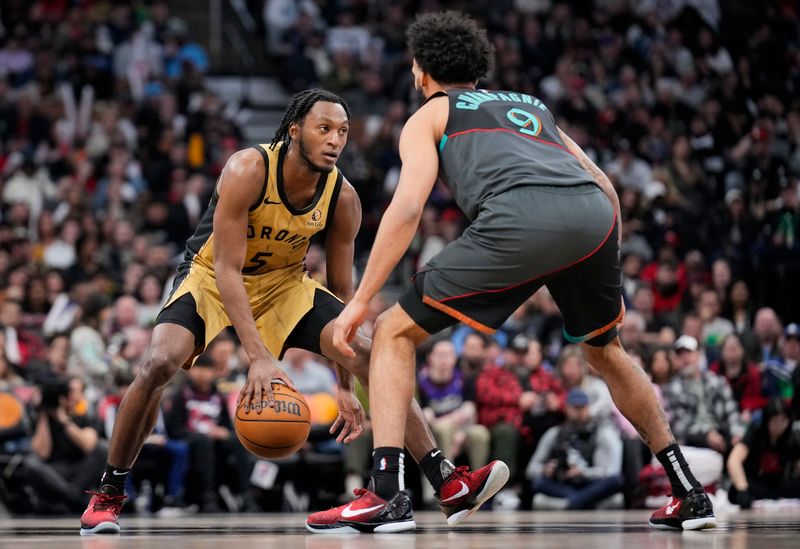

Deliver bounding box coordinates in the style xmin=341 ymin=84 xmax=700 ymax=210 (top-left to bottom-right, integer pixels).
xmin=450 ymin=465 xmax=470 ymax=480
xmin=352 ymin=488 xmax=368 ymax=498
xmin=86 ymin=491 xmax=126 ymax=511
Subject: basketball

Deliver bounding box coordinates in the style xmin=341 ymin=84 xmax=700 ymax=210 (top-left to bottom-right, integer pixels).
xmin=234 ymin=383 xmax=311 ymax=459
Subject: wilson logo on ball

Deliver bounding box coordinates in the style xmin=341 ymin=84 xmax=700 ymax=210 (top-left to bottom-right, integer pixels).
xmin=274 ymin=400 xmax=302 ymax=417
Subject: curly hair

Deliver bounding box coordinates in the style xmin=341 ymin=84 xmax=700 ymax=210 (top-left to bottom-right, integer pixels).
xmin=406 ymin=11 xmax=493 ymax=85
xmin=270 ymin=89 xmax=351 ymax=150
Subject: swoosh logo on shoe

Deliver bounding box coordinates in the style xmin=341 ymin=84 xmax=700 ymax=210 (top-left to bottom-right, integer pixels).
xmin=442 ymin=480 xmax=470 ymax=503
xmin=666 ymin=501 xmax=680 ymax=515
xmin=341 ymin=503 xmax=385 ymax=518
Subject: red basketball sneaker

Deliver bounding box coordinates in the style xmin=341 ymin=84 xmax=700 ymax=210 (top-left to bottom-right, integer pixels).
xmin=649 ymin=489 xmax=716 ymax=530
xmin=439 ymin=460 xmax=510 ymax=525
xmin=80 ymin=491 xmax=126 ymax=535
xmin=306 ymin=488 xmax=415 ymax=534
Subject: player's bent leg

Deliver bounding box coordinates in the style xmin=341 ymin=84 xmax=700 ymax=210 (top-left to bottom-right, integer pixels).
xmin=581 ymin=337 xmax=715 ymax=530
xmin=308 ymin=307 xmax=427 ymax=534
xmin=370 ymin=304 xmax=430 ymax=450
xmin=580 ymin=337 xmax=673 ymax=453
xmin=80 ymin=323 xmax=197 ymax=535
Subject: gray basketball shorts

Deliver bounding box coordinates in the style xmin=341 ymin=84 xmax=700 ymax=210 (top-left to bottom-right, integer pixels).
xmin=398 ymin=183 xmax=623 ymax=347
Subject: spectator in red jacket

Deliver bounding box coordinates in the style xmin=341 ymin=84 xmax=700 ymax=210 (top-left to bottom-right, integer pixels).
xmin=710 ymin=333 xmax=768 ymax=424
xmin=475 ymin=344 xmax=526 ymax=481
xmin=519 ymin=338 xmax=565 ymax=480
xmin=640 ymin=249 xmax=687 ymax=315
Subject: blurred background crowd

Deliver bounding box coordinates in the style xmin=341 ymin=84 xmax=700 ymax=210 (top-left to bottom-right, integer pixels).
xmin=0 ymin=0 xmax=799 ymax=516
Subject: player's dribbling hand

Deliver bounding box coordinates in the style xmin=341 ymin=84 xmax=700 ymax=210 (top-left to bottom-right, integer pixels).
xmin=238 ymin=357 xmax=297 ymax=414
xmin=332 ymin=389 xmax=366 ymax=444
xmin=332 ymin=298 xmax=369 ymax=358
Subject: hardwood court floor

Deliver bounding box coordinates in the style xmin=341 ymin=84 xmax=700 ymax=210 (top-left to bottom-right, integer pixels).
xmin=2 ymin=510 xmax=799 ymax=548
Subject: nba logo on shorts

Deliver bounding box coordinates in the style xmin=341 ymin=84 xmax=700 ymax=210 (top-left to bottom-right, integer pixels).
xmin=379 ymin=457 xmax=387 ymax=471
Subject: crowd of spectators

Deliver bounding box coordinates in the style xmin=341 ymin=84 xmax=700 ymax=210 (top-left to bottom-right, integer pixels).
xmin=1 ymin=0 xmax=800 ymax=515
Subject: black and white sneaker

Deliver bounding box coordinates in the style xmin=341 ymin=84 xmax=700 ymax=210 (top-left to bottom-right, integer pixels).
xmin=649 ymin=489 xmax=717 ymax=530
xmin=306 ymin=489 xmax=415 ymax=534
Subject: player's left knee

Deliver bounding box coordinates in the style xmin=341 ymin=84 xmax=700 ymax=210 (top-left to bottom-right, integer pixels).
xmin=373 ymin=308 xmax=401 ymax=340
xmin=373 ymin=305 xmax=420 ymax=343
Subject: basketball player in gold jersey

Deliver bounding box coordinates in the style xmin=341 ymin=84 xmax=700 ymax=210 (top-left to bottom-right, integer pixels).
xmin=80 ymin=89 xmax=507 ymax=535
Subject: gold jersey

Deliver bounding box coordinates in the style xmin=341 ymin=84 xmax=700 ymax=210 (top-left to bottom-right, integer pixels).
xmin=185 ymin=141 xmax=342 ymax=275
xmin=162 ymin=142 xmax=343 ymax=363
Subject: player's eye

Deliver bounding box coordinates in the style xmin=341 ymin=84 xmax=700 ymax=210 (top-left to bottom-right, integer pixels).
xmin=319 ymin=125 xmax=329 ymax=132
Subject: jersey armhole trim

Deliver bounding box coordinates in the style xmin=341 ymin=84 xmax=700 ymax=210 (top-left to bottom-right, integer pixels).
xmin=250 ymin=145 xmax=270 ymax=212
xmin=319 ymin=171 xmax=344 ymax=242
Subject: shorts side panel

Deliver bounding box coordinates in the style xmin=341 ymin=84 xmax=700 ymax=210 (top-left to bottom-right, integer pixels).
xmin=546 ymin=221 xmax=624 ymax=347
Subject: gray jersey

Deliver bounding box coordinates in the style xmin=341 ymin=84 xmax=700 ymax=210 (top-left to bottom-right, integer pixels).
xmin=436 ymin=88 xmax=595 ymax=220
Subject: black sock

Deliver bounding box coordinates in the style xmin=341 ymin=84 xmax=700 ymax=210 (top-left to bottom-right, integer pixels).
xmin=419 ymin=449 xmax=455 ymax=495
xmin=99 ymin=463 xmax=129 ymax=496
xmin=370 ymin=447 xmax=404 ymax=500
xmin=656 ymin=444 xmax=701 ymax=498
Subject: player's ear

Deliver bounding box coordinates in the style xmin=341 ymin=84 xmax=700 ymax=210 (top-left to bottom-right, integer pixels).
xmin=288 ymin=121 xmax=301 ymax=141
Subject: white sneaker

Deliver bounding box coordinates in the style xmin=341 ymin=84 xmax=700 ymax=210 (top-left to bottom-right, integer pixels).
xmin=532 ymin=493 xmax=568 ymax=510
xmin=493 ymin=488 xmax=521 ymax=510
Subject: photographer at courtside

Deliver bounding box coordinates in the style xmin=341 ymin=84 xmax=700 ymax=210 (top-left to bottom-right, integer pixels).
xmin=24 ymin=376 xmax=105 ymax=512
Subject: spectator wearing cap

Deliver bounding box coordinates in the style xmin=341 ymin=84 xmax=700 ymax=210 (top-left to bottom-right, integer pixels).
xmin=761 ymin=323 xmax=799 ymax=409
xmin=663 ymin=335 xmax=745 ymax=454
xmin=556 ymin=346 xmax=613 ymax=421
xmin=525 ymin=388 xmax=623 ymax=510
xmin=709 ymin=333 xmax=767 ymax=424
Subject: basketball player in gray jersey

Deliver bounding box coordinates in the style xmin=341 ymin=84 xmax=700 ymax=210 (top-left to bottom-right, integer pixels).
xmin=324 ymin=12 xmax=716 ymax=533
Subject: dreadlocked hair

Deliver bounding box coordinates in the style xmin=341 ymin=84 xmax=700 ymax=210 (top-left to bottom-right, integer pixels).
xmin=269 ymin=89 xmax=351 ymax=150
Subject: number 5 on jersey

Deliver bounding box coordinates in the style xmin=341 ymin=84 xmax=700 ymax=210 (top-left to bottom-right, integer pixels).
xmin=243 ymin=251 xmax=273 ymax=274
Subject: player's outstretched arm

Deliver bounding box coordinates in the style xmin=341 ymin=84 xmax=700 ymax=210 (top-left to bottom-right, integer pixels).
xmin=354 ymin=112 xmax=439 ymax=303
xmin=330 ymin=111 xmax=439 ymax=356
xmin=213 ymin=149 xmax=296 ymax=411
